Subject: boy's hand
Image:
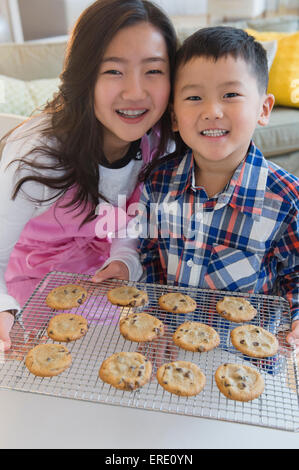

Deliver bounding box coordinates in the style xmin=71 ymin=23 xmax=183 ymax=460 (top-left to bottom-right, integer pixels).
xmin=0 ymin=311 xmax=15 ymax=352
xmin=286 ymin=320 xmax=299 ymax=353
xmin=91 ymin=261 xmax=129 ymax=283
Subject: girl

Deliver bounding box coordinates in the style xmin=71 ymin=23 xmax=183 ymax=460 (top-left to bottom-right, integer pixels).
xmin=0 ymin=0 xmax=177 ymax=350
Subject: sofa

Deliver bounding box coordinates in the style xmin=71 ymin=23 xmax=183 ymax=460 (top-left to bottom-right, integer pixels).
xmin=0 ymin=15 xmax=299 ymax=177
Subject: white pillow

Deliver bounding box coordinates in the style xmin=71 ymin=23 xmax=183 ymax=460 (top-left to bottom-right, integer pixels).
xmin=261 ymin=40 xmax=277 ymax=70
xmin=0 ymin=75 xmax=60 ymax=117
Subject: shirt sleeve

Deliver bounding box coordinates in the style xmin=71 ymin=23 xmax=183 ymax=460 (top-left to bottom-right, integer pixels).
xmin=137 ymin=183 xmax=166 ymax=284
xmin=0 ymin=121 xmax=58 ymax=313
xmin=275 ymin=205 xmax=299 ymax=323
xmin=0 ymin=154 xmax=43 ymax=313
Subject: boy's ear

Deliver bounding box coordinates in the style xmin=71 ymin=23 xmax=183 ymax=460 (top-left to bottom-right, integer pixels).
xmin=170 ymin=105 xmax=179 ymax=132
xmin=257 ymin=93 xmax=275 ymax=127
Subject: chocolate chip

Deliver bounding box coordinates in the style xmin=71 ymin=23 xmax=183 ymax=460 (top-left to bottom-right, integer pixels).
xmin=240 ymin=339 xmax=246 ymax=344
xmin=239 ymin=306 xmax=243 ymax=310
xmin=238 ymin=382 xmax=246 ymax=389
xmin=253 ymin=342 xmax=259 ymax=346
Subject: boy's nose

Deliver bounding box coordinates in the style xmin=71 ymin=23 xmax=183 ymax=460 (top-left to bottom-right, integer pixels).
xmin=201 ymin=102 xmax=223 ymax=120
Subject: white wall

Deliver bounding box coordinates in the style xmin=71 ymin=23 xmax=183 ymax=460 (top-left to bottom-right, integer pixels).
xmin=18 ymin=0 xmax=67 ymax=40
xmin=154 ymin=0 xmax=207 ymax=15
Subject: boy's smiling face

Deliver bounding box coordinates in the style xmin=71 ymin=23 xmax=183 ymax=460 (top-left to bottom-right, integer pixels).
xmin=172 ymin=55 xmax=274 ymax=171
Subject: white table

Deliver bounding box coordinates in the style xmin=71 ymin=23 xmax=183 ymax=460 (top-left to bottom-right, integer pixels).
xmin=0 ymin=389 xmax=298 ymax=449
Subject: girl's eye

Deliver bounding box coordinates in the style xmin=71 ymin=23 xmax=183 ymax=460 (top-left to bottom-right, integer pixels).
xmin=224 ymin=92 xmax=239 ymax=98
xmin=103 ymin=69 xmax=122 ymax=75
xmin=146 ymin=69 xmax=163 ymax=75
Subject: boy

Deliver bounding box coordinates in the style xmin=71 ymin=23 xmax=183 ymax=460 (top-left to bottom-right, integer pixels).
xmin=137 ymin=27 xmax=299 ymax=349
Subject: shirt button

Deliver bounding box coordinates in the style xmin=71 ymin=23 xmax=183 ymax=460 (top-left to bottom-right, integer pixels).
xmin=187 ymin=259 xmax=193 ymax=268
xmin=196 ymin=212 xmax=203 ymax=221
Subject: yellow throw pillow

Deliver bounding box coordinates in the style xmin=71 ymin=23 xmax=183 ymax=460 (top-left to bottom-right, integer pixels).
xmin=246 ymin=29 xmax=299 ymax=108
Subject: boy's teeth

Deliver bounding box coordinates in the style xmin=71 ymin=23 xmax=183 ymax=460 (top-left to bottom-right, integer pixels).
xmin=117 ymin=109 xmax=147 ymax=117
xmin=202 ymin=129 xmax=228 ymax=136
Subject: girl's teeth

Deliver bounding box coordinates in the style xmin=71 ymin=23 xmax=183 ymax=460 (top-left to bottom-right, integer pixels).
xmin=117 ymin=109 xmax=147 ymax=117
xmin=202 ymin=129 xmax=228 ymax=137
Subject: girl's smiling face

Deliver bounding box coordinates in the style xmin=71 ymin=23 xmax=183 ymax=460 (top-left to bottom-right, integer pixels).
xmin=172 ymin=55 xmax=274 ymax=171
xmin=94 ymin=21 xmax=170 ymax=161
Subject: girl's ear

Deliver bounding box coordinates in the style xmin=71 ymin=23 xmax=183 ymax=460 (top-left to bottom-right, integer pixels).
xmin=257 ymin=93 xmax=275 ymax=127
xmin=170 ymin=104 xmax=179 ymax=132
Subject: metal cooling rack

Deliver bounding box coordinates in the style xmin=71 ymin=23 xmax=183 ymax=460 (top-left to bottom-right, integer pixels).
xmin=0 ymin=270 xmax=298 ymax=432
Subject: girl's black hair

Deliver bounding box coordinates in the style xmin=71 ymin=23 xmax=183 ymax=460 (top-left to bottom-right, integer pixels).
xmin=3 ymin=0 xmax=177 ymax=226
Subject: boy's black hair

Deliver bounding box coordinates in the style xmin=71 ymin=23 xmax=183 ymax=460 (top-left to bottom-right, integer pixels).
xmin=174 ymin=26 xmax=268 ymax=94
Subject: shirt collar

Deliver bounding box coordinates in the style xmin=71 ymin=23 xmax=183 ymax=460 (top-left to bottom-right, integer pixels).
xmin=166 ymin=142 xmax=269 ymax=220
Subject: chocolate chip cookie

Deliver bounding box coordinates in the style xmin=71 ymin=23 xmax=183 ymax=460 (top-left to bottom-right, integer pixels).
xmin=215 ymin=363 xmax=265 ymax=401
xmin=46 ymin=284 xmax=88 ymax=310
xmin=158 ymin=293 xmax=196 ymax=314
xmin=99 ymin=352 xmax=152 ymax=391
xmin=156 ymin=361 xmax=206 ymax=396
xmin=173 ymin=321 xmax=220 ymax=352
xmin=230 ymin=325 xmax=279 ymax=358
xmin=25 ymin=343 xmax=72 ymax=377
xmin=216 ymin=296 xmax=257 ymax=323
xmin=47 ymin=313 xmax=88 ymax=342
xmin=107 ymin=286 xmax=148 ymax=308
xmin=119 ymin=312 xmax=164 ymax=342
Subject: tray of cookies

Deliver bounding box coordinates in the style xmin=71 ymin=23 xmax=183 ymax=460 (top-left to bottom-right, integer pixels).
xmin=0 ymin=270 xmax=298 ymax=432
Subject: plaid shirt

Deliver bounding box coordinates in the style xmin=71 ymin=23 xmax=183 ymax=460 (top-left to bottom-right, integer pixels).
xmin=138 ymin=142 xmax=299 ymax=322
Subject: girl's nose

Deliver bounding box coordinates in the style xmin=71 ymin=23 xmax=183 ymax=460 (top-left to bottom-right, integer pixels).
xmin=121 ymin=73 xmax=147 ymax=101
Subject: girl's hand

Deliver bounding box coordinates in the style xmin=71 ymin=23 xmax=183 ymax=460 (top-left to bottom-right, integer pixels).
xmin=286 ymin=320 xmax=299 ymax=353
xmin=91 ymin=260 xmax=129 ymax=283
xmin=0 ymin=311 xmax=15 ymax=352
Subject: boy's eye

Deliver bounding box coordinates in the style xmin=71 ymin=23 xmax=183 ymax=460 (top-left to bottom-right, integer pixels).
xmin=186 ymin=96 xmax=201 ymax=101
xmin=224 ymin=92 xmax=239 ymax=98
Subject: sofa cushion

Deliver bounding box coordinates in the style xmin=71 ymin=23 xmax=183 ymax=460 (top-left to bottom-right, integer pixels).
xmin=253 ymin=107 xmax=299 ymax=157
xmin=0 ymin=74 xmax=60 ymax=116
xmin=247 ymin=15 xmax=299 ymax=33
xmin=0 ymin=40 xmax=67 ymax=80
